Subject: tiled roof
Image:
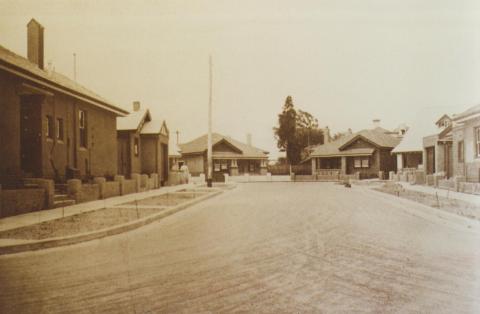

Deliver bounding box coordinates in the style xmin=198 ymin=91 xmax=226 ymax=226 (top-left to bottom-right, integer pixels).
xmin=117 ymin=109 xmax=150 ymax=131
xmin=141 ymin=119 xmax=166 ymax=135
xmin=311 ymin=128 xmax=401 ymax=158
xmin=180 ymin=133 xmax=269 ymax=158
xmin=0 ymin=44 xmax=128 ymax=115
xmin=453 ymin=104 xmax=480 ymax=121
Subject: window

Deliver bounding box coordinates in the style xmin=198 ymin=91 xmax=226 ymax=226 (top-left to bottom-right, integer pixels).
xmin=458 ymin=140 xmax=464 ymax=163
xmin=134 ymin=138 xmax=139 ymax=156
xmin=45 ymin=115 xmax=54 ymax=139
xmin=79 ymin=110 xmax=87 ymax=147
xmin=354 ymin=157 xmax=370 ymax=168
xmin=476 ymin=128 xmax=480 ymax=158
xmin=56 ymin=118 xmax=64 ymax=141
xmin=214 ymin=162 xmax=220 ymax=171
xmin=221 ymin=161 xmax=228 ymax=170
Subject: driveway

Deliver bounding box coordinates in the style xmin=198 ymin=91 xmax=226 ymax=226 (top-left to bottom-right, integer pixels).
xmin=1 ymin=182 xmax=479 ymax=313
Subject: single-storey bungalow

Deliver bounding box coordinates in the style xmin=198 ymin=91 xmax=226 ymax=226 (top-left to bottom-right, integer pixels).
xmin=0 ymin=19 xmax=128 ymax=184
xmin=180 ymin=133 xmax=269 ymax=181
xmin=452 ymin=105 xmax=480 ymax=182
xmin=117 ymin=102 xmax=169 ymax=184
xmin=422 ymin=114 xmax=453 ymax=178
xmin=308 ymin=127 xmax=401 ymax=179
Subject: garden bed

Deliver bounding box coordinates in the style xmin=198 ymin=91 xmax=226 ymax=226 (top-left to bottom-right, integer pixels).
xmin=0 ymin=207 xmax=164 ymax=240
xmin=374 ymin=183 xmax=480 ymax=221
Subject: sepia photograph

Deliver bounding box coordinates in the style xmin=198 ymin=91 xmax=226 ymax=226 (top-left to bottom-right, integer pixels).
xmin=1 ymin=1 xmax=480 ymax=313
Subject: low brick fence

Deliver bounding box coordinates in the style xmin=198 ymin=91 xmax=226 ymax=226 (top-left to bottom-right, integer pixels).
xmin=168 ymin=171 xmax=189 ymax=185
xmin=0 ymin=188 xmax=46 ymax=218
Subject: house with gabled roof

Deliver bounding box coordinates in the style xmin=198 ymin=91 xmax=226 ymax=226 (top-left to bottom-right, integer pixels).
xmin=117 ymin=101 xmax=169 ymax=184
xmin=452 ymin=104 xmax=480 ymax=182
xmin=179 ymin=133 xmax=269 ymax=181
xmin=0 ymin=19 xmax=129 ymax=183
xmin=308 ymin=126 xmax=401 ymax=179
xmin=422 ymin=114 xmax=453 ymax=177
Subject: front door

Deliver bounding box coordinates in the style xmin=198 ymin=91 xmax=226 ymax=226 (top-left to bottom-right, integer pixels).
xmin=445 ymin=143 xmax=453 ymax=178
xmin=20 ymin=95 xmax=43 ymax=177
xmin=117 ymin=137 xmax=131 ymax=176
xmin=426 ymin=146 xmax=435 ymax=175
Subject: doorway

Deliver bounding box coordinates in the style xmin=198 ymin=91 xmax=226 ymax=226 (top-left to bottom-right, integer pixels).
xmin=20 ymin=95 xmax=43 ymax=177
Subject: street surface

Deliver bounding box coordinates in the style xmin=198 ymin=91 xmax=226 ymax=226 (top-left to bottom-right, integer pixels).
xmin=1 ymin=182 xmax=480 ymax=313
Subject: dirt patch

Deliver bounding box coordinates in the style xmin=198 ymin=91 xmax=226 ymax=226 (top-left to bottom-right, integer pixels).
xmin=122 ymin=192 xmax=203 ymax=206
xmin=374 ymin=183 xmax=480 ymax=221
xmin=0 ymin=207 xmax=163 ymax=240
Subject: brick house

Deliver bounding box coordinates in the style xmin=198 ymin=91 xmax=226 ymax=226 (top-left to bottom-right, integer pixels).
xmin=309 ymin=127 xmax=401 ymax=179
xmin=117 ymin=102 xmax=169 ymax=185
xmin=422 ymin=115 xmax=453 ymax=177
xmin=451 ymin=105 xmax=480 ymax=182
xmin=179 ymin=133 xmax=269 ymax=181
xmin=0 ymin=19 xmax=128 ymax=184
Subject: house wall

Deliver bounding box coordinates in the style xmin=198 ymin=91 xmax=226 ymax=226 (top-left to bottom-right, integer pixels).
xmin=129 ymin=132 xmax=141 ymax=174
xmin=0 ymin=70 xmax=119 ymax=182
xmin=0 ymin=72 xmax=22 ymax=181
xmin=141 ymin=136 xmax=157 ymax=174
xmin=453 ymin=117 xmax=480 ymax=182
xmin=183 ymin=154 xmax=205 ymax=176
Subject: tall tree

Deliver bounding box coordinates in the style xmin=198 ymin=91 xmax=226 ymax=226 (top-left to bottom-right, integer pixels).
xmin=273 ymin=96 xmax=297 ymax=163
xmin=274 ymin=96 xmax=324 ymax=164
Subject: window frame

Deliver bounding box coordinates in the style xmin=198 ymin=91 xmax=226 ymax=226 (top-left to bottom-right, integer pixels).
xmin=476 ymin=127 xmax=480 ymax=158
xmin=354 ymin=157 xmax=370 ymax=168
xmin=134 ymin=137 xmax=139 ymax=156
xmin=79 ymin=110 xmax=87 ymax=148
xmin=45 ymin=115 xmax=54 ymax=139
xmin=56 ymin=118 xmax=64 ymax=142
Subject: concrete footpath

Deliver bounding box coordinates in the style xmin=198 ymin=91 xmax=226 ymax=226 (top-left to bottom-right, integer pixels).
xmin=0 ymin=183 xmax=196 ymax=233
xmin=396 ymin=181 xmax=480 ymax=205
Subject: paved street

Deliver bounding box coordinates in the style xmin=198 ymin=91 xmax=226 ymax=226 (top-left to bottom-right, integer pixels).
xmin=1 ymin=182 xmax=480 ymax=313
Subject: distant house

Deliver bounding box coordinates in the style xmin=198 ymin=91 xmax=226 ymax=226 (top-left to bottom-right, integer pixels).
xmin=308 ymin=126 xmax=401 ymax=179
xmin=117 ymin=102 xmax=169 ymax=184
xmin=0 ymin=19 xmax=128 ymax=183
xmin=452 ymin=105 xmax=480 ymax=182
xmin=168 ymin=131 xmax=184 ymax=171
xmin=422 ymin=114 xmax=453 ymax=177
xmin=180 ymin=133 xmax=269 ymax=181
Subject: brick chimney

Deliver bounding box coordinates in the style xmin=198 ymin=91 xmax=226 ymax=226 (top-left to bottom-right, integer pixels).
xmin=373 ymin=119 xmax=381 ymax=128
xmin=246 ymin=133 xmax=252 ymax=146
xmin=133 ymin=101 xmax=141 ymax=112
xmin=27 ymin=19 xmax=44 ymax=69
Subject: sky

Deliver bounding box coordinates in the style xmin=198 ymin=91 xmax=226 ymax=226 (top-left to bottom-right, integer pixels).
xmin=2 ymin=0 xmax=480 ymax=158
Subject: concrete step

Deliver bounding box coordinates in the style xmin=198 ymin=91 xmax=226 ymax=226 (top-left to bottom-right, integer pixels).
xmin=23 ymin=183 xmax=40 ymax=189
xmin=53 ymin=199 xmax=76 ymax=208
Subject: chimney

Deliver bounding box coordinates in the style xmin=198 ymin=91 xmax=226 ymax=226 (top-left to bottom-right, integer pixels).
xmin=132 ymin=101 xmax=141 ymax=112
xmin=373 ymin=119 xmax=381 ymax=128
xmin=246 ymin=133 xmax=252 ymax=146
xmin=27 ymin=19 xmax=44 ymax=69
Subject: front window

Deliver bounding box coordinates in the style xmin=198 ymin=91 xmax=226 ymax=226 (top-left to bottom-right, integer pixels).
xmin=134 ymin=138 xmax=139 ymax=156
xmin=46 ymin=115 xmax=54 ymax=139
xmin=354 ymin=157 xmax=369 ymax=168
xmin=79 ymin=110 xmax=87 ymax=148
xmin=476 ymin=128 xmax=480 ymax=158
xmin=56 ymin=118 xmax=64 ymax=141
xmin=458 ymin=140 xmax=464 ymax=163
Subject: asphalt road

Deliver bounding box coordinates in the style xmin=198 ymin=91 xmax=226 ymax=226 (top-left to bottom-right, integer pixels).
xmin=1 ymin=182 xmax=480 ymax=313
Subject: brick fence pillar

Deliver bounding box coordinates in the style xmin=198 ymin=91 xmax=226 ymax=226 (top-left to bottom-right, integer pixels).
xmin=114 ymin=175 xmax=125 ymax=195
xmin=131 ymin=173 xmax=141 ymax=192
xmin=67 ymin=179 xmax=82 ymax=202
xmin=93 ymin=177 xmax=106 ymax=199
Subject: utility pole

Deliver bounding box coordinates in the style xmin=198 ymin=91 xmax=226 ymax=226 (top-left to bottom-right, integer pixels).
xmin=207 ymin=55 xmax=213 ymax=187
xmin=73 ymin=53 xmax=77 ymax=81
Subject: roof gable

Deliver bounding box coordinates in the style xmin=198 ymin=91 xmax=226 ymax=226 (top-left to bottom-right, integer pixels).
xmin=338 ymin=135 xmax=378 ymax=151
xmin=213 ymin=139 xmax=243 ymax=154
xmin=117 ymin=109 xmax=151 ymax=131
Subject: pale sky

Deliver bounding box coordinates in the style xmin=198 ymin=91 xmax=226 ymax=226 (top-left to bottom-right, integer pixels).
xmin=2 ymin=0 xmax=480 ymax=158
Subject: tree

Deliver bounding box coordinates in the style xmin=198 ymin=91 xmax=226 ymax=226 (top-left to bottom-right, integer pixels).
xmin=274 ymin=96 xmax=324 ymax=164
xmin=273 ymin=96 xmax=297 ymax=163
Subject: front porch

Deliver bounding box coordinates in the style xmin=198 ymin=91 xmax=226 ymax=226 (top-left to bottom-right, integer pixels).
xmin=212 ymin=158 xmax=268 ymax=182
